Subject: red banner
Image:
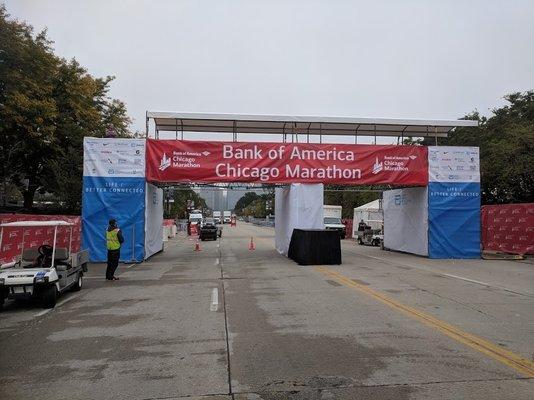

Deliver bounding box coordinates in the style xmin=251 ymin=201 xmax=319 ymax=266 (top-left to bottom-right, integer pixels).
xmin=0 ymin=214 xmax=81 ymax=265
xmin=146 ymin=140 xmax=428 ymax=185
xmin=481 ymin=204 xmax=534 ymax=255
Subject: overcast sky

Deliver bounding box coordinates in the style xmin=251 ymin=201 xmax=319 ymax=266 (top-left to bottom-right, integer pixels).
xmin=5 ymin=0 xmax=534 ymax=143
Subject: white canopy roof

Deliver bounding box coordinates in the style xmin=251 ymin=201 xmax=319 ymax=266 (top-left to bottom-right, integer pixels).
xmin=0 ymin=220 xmax=73 ymax=228
xmin=147 ymin=111 xmax=478 ymax=139
xmin=354 ymin=199 xmax=381 ymax=211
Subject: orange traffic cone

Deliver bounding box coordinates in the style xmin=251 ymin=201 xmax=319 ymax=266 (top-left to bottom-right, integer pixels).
xmin=249 ymin=237 xmax=255 ymax=251
xmin=194 ymin=240 xmax=201 ymax=251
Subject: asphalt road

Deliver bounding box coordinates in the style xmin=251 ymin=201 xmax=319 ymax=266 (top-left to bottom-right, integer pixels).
xmin=0 ymin=223 xmax=533 ymax=399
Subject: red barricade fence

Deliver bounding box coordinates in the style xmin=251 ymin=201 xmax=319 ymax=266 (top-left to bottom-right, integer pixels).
xmin=0 ymin=214 xmax=81 ymax=265
xmin=342 ymin=219 xmax=353 ymax=239
xmin=481 ymin=204 xmax=534 ymax=255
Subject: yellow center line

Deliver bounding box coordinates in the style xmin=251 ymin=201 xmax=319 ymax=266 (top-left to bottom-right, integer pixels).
xmin=315 ymin=266 xmax=534 ymax=378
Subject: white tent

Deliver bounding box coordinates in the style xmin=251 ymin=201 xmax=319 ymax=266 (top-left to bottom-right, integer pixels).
xmin=353 ymin=199 xmax=383 ymax=237
xmin=275 ymin=184 xmax=324 ymax=256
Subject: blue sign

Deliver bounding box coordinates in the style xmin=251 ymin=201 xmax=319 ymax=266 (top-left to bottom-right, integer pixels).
xmin=428 ymin=182 xmax=481 ymax=259
xmin=82 ymin=176 xmax=145 ymax=262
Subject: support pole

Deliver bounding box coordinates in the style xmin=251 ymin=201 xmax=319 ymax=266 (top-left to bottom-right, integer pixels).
xmin=51 ymin=226 xmax=57 ymax=268
xmin=400 ymin=125 xmax=407 ymax=144
xmin=131 ymin=224 xmax=135 ymax=262
xmin=68 ymin=226 xmax=72 ymax=256
xmin=21 ymin=227 xmax=25 ymax=255
xmin=233 ymin=120 xmax=237 ymax=142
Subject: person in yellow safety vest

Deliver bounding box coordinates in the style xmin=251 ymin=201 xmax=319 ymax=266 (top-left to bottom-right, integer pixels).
xmin=106 ymin=219 xmax=124 ymax=281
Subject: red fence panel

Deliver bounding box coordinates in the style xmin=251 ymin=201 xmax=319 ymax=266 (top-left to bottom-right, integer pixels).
xmin=163 ymin=219 xmax=175 ymax=226
xmin=342 ymin=219 xmax=353 ymax=239
xmin=0 ymin=214 xmax=81 ymax=265
xmin=481 ymin=204 xmax=534 ymax=255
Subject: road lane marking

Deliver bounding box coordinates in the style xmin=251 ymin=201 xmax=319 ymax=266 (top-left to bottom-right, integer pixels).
xmin=316 ymin=266 xmax=534 ymax=378
xmin=34 ymin=293 xmax=82 ymax=317
xmin=440 ymin=273 xmax=493 ymax=287
xmin=343 ymin=247 xmax=532 ymax=297
xmin=34 ymin=308 xmax=53 ymax=317
xmin=210 ymin=288 xmax=219 ymax=311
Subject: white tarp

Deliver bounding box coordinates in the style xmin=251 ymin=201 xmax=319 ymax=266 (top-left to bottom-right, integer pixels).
xmin=144 ymin=183 xmax=164 ymax=258
xmin=428 ymin=146 xmax=480 ymax=183
xmin=275 ymin=183 xmax=324 ymax=256
xmin=83 ymin=137 xmax=146 ymax=178
xmin=352 ymin=199 xmax=383 ymax=236
xmin=383 ymin=187 xmax=428 ymax=256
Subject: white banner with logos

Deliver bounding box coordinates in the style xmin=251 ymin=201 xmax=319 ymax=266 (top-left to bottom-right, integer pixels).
xmin=83 ymin=137 xmax=146 ymax=178
xmin=383 ymin=187 xmax=428 ymax=256
xmin=428 ymin=146 xmax=480 ymax=183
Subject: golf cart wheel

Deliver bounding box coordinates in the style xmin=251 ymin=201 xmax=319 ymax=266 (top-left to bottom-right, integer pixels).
xmin=42 ymin=286 xmax=57 ymax=308
xmin=72 ymin=273 xmax=83 ymax=291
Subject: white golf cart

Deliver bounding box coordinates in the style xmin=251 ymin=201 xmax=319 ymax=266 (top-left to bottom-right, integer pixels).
xmin=0 ymin=221 xmax=89 ymax=310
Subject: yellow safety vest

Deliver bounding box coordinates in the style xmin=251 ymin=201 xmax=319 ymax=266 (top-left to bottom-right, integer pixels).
xmin=106 ymin=229 xmax=121 ymax=250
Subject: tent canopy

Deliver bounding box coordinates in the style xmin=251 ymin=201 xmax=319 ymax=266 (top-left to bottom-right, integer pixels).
xmin=354 ymin=199 xmax=381 ymax=211
xmin=146 ymin=111 xmax=478 ymax=139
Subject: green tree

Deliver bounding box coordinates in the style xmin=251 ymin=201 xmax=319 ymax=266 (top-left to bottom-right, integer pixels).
xmin=168 ymin=188 xmax=207 ymax=219
xmin=443 ymin=92 xmax=534 ymax=204
xmin=324 ymin=185 xmax=381 ymax=219
xmin=240 ymin=191 xmax=274 ymax=218
xmin=0 ymin=6 xmax=58 ymax=208
xmin=242 ymin=198 xmax=267 ymax=218
xmin=43 ymin=59 xmax=131 ymax=212
xmin=234 ymin=192 xmax=260 ymax=215
xmin=0 ymin=6 xmax=131 ymax=212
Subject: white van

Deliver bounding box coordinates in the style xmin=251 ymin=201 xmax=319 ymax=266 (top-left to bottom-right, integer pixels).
xmin=323 ymin=205 xmax=346 ymax=239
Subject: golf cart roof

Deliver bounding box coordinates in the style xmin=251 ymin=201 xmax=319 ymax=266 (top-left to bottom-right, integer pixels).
xmin=0 ymin=220 xmax=73 ymax=228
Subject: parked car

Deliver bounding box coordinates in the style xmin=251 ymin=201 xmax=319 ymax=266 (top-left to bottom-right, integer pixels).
xmin=199 ymin=218 xmax=222 ymax=241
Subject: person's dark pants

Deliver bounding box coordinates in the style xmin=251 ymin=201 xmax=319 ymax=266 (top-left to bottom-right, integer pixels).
xmin=106 ymin=249 xmax=120 ymax=280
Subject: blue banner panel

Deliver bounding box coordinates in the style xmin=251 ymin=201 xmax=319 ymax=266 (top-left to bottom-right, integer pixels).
xmin=428 ymin=182 xmax=481 ymax=259
xmin=82 ymin=176 xmax=145 ymax=262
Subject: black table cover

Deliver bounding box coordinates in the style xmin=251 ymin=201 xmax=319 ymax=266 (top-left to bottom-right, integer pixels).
xmin=288 ymin=229 xmax=342 ymax=265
